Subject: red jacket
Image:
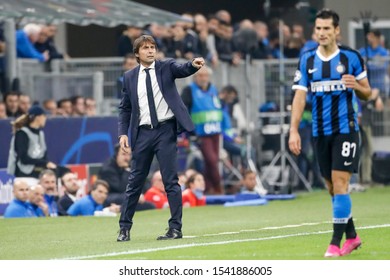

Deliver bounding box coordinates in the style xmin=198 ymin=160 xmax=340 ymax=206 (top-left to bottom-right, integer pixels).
xmin=182 ymin=189 xmax=206 ymax=207
xmin=144 ymin=186 xmax=168 ymax=209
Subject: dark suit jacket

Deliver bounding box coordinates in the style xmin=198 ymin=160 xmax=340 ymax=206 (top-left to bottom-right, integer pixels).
xmin=118 ymin=59 xmax=197 ymax=149
xmin=57 ymin=193 xmax=74 ymax=216
xmin=98 ymin=157 xmax=129 ymax=194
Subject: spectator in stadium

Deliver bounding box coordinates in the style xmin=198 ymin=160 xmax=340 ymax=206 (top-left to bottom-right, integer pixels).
xmin=42 ymin=98 xmax=58 ymax=116
xmin=4 ymin=91 xmax=20 ymax=118
xmin=144 ymin=170 xmax=169 ymax=209
xmin=145 ymin=23 xmax=169 ymax=57
xmin=18 ymin=94 xmax=31 ymax=115
xmin=240 ymin=170 xmax=258 ymax=194
xmin=182 ymin=172 xmax=206 ymax=207
xmin=214 ymin=19 xmax=241 ymax=66
xmin=57 ymin=171 xmax=80 ymax=215
xmin=289 ymin=9 xmax=371 ymax=258
xmin=358 ymin=30 xmax=388 ymax=185
xmin=116 ymin=35 xmax=204 ymax=242
xmin=57 ymin=98 xmax=72 ymax=117
xmin=164 ymin=24 xmax=194 ymax=59
xmin=194 ymin=13 xmax=217 ymax=66
xmin=117 ymin=25 xmax=143 ymax=57
xmin=70 ymin=95 xmax=86 ymax=117
xmin=215 ymin=10 xmax=232 ymax=25
xmin=252 ymin=20 xmax=272 ymax=59
xmin=9 ymin=105 xmax=57 ymax=178
xmin=67 ymin=179 xmax=120 ymax=216
xmin=16 ymin=23 xmax=49 ymax=62
xmin=4 ymin=180 xmax=33 ymax=218
xmin=206 ymin=15 xmax=220 ymax=64
xmin=34 ymin=24 xmax=65 ymax=60
xmin=300 ymin=30 xmax=319 ymax=57
xmin=0 ymin=101 xmax=7 ymax=119
xmin=85 ymin=97 xmax=97 ymax=116
xmin=117 ymin=54 xmax=138 ymax=98
xmin=359 ymin=88 xmax=384 ymax=185
xmin=219 ymin=85 xmax=251 ymax=169
xmin=182 ymin=66 xmax=224 ymax=194
xmin=359 ymin=29 xmax=389 ymax=98
xmin=39 ymin=169 xmax=59 ymax=217
xmin=28 ymin=184 xmax=49 ymax=217
xmin=98 ymin=144 xmax=155 ymax=211
xmin=284 ymin=34 xmax=304 ymax=58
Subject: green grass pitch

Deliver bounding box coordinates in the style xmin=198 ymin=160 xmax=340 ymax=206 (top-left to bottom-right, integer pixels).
xmin=1 ymin=187 xmax=389 ymax=260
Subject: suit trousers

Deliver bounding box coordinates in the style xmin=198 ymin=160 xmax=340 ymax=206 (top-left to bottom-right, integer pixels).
xmin=119 ymin=121 xmax=182 ymax=230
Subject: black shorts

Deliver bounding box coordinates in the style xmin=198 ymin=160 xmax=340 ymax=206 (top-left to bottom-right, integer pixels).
xmin=313 ymin=132 xmax=360 ymax=181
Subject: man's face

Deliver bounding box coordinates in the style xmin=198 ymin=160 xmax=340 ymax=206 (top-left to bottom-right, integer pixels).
xmin=13 ymin=181 xmax=30 ymax=202
xmin=38 ymin=28 xmax=49 ymax=43
xmin=91 ymin=184 xmax=108 ymax=205
xmin=5 ymin=95 xmax=19 ymax=113
xmin=191 ymin=174 xmax=205 ymax=191
xmin=116 ymin=149 xmax=131 ymax=168
xmin=60 ymin=101 xmax=72 ymax=115
xmin=123 ymin=58 xmax=138 ymax=71
xmin=243 ymin=173 xmax=257 ymax=191
xmin=44 ymin=100 xmax=57 ymax=115
xmin=136 ymin=42 xmax=156 ymax=66
xmin=18 ymin=96 xmax=31 ymax=114
xmin=194 ymin=67 xmax=210 ymax=90
xmin=73 ymin=97 xmax=85 ymax=115
xmin=314 ymin=18 xmax=339 ymax=48
xmin=40 ymin=174 xmax=57 ymax=195
xmin=29 ymin=185 xmax=45 ymax=205
xmin=61 ymin=173 xmax=80 ymax=195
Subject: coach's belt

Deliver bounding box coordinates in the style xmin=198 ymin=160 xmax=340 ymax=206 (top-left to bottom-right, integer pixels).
xmin=139 ymin=118 xmax=175 ymax=130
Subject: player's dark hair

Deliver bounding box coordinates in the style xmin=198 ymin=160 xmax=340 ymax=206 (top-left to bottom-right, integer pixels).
xmin=316 ymin=8 xmax=340 ymax=28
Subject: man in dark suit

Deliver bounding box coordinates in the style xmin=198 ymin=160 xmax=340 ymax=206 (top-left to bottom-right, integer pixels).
xmin=117 ymin=35 xmax=205 ymax=242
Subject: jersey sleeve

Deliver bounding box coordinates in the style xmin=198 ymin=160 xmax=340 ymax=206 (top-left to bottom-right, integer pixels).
xmin=292 ymin=55 xmax=309 ymax=92
xmin=351 ymin=51 xmax=367 ymax=81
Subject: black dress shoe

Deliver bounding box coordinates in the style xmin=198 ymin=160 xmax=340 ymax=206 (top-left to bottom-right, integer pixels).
xmin=157 ymin=228 xmax=183 ymax=240
xmin=117 ymin=228 xmax=130 ymax=242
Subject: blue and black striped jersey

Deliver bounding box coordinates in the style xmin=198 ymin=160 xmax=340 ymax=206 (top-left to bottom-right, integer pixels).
xmin=292 ymin=46 xmax=367 ymax=136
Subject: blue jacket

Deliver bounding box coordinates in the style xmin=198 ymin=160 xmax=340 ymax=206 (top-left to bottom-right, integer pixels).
xmin=4 ymin=199 xmax=36 ymax=218
xmin=16 ymin=30 xmax=45 ymax=62
xmin=67 ymin=195 xmax=103 ymax=216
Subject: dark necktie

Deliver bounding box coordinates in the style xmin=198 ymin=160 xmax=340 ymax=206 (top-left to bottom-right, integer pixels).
xmin=144 ymin=68 xmax=159 ymax=128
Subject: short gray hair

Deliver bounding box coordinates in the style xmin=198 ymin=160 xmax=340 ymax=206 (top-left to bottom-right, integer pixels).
xmin=23 ymin=23 xmax=42 ymax=36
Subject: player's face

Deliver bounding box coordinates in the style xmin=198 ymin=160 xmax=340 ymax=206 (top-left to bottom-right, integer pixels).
xmin=136 ymin=42 xmax=156 ymax=67
xmin=314 ymin=18 xmax=340 ymax=48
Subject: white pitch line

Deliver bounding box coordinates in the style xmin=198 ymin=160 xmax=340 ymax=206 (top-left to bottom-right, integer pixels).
xmin=58 ymin=223 xmax=390 ymax=260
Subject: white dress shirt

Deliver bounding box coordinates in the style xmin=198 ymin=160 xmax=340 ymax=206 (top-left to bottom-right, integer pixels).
xmin=138 ymin=62 xmax=174 ymax=126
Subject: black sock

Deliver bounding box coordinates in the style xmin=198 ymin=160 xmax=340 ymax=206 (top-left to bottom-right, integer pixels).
xmin=330 ymin=223 xmax=347 ymax=247
xmin=345 ymin=217 xmax=357 ymax=239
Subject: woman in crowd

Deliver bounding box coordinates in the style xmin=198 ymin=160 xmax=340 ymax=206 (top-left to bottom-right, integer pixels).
xmin=8 ymin=105 xmax=57 ymax=178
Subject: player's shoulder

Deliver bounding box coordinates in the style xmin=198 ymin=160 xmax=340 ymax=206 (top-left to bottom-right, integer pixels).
xmin=300 ymin=47 xmax=317 ymax=60
xmin=338 ymin=44 xmax=363 ymax=58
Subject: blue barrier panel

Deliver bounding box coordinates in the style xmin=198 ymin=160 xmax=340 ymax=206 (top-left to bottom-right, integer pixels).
xmin=0 ymin=117 xmax=117 ymax=168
